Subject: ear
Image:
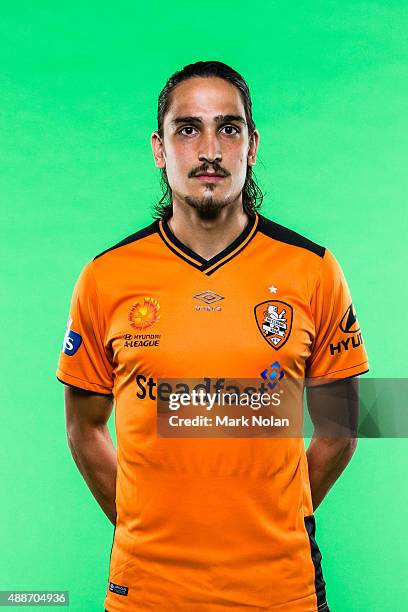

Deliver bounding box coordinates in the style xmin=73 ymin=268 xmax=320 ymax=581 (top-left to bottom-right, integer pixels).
xmin=247 ymin=129 xmax=260 ymax=167
xmin=151 ymin=131 xmax=166 ymax=169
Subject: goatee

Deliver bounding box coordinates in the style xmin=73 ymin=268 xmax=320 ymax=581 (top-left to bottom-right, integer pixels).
xmin=184 ymin=194 xmax=233 ymax=221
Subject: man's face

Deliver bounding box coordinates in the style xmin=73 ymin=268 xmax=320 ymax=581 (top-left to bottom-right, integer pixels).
xmin=152 ymin=77 xmax=259 ymax=218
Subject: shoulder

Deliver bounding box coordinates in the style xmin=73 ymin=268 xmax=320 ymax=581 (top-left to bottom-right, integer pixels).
xmin=256 ymin=213 xmax=326 ymax=258
xmin=92 ymin=219 xmax=159 ymax=261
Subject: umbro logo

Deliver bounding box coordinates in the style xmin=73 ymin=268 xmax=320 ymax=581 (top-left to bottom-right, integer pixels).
xmin=193 ymin=291 xmax=224 ymax=304
xmin=193 ymin=291 xmax=224 ymax=312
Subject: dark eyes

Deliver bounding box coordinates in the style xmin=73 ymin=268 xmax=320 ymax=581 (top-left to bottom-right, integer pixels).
xmin=178 ymin=125 xmax=240 ymax=136
xmin=221 ymin=125 xmax=240 ymax=135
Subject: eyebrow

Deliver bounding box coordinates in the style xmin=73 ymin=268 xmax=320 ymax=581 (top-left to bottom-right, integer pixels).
xmin=170 ymin=114 xmax=247 ymax=128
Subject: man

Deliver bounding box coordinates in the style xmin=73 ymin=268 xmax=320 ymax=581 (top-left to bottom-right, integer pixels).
xmin=57 ymin=61 xmax=369 ymax=611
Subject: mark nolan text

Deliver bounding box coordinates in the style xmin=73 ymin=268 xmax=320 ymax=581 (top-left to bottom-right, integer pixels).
xmin=167 ymin=415 xmax=290 ymax=427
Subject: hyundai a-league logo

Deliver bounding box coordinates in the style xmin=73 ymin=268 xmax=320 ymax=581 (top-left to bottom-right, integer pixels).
xmin=129 ymin=296 xmax=160 ymax=330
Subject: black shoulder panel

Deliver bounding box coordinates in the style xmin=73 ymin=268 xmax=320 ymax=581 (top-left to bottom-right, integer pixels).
xmin=93 ymin=220 xmax=159 ymax=261
xmin=257 ymin=214 xmax=326 ymax=258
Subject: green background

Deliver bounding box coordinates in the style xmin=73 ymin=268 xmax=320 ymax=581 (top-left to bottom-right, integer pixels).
xmin=1 ymin=1 xmax=407 ymax=610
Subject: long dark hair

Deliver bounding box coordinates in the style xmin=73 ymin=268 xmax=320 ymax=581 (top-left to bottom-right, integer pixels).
xmin=152 ymin=60 xmax=263 ymax=219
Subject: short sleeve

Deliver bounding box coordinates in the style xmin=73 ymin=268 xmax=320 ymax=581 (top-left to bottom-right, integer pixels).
xmin=56 ymin=260 xmax=114 ymax=394
xmin=305 ymin=248 xmax=369 ymax=385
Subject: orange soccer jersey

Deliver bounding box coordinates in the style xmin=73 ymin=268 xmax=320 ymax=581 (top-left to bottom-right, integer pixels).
xmin=57 ymin=210 xmax=369 ymax=611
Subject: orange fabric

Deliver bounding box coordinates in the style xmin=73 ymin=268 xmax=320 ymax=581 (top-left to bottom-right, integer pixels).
xmin=57 ymin=212 xmax=368 ymax=611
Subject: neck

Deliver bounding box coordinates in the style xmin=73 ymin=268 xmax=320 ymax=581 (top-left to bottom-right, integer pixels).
xmin=166 ymin=200 xmax=251 ymax=261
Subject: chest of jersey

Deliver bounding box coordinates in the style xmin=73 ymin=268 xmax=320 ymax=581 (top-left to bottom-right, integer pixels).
xmin=103 ymin=239 xmax=316 ymax=384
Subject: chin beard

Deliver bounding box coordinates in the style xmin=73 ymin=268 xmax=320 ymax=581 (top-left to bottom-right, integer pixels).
xmin=183 ymin=193 xmax=234 ymax=221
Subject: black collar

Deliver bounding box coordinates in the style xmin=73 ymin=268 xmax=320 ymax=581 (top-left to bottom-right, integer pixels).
xmin=158 ymin=209 xmax=259 ymax=275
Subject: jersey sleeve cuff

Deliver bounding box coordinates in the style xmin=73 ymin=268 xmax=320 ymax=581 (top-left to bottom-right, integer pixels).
xmin=56 ymin=368 xmax=113 ymax=395
xmin=305 ymin=361 xmax=369 ymax=387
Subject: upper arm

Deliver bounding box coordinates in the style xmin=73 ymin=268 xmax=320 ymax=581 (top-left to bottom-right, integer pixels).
xmin=306 ymin=376 xmax=360 ymax=439
xmin=56 ymin=260 xmax=114 ymax=395
xmin=64 ymin=385 xmax=114 ymax=437
xmin=305 ymin=248 xmax=369 ymax=384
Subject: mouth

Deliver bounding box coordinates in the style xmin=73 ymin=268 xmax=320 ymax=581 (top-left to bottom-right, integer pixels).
xmin=194 ymin=174 xmax=226 ymax=183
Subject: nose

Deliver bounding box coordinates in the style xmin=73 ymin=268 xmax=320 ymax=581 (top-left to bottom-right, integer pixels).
xmin=198 ymin=129 xmax=222 ymax=164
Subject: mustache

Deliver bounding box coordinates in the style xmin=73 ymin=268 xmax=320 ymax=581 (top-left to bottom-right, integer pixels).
xmin=189 ymin=164 xmax=230 ymax=178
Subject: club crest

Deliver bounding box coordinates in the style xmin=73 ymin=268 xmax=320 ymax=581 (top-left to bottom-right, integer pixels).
xmin=254 ymin=300 xmax=293 ymax=350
